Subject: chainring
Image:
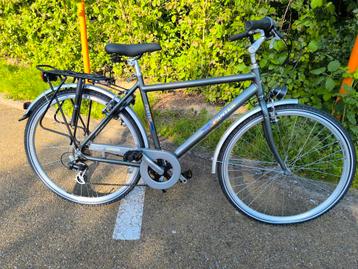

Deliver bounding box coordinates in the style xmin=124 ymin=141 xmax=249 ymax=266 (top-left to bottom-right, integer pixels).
xmin=139 ymin=149 xmax=181 ymax=190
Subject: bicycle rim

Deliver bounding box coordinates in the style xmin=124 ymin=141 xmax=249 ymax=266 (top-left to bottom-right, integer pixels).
xmin=219 ymin=105 xmax=355 ymax=224
xmin=25 ymin=90 xmax=142 ymax=205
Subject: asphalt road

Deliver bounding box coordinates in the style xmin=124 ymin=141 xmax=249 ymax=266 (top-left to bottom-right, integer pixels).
xmin=0 ymin=101 xmax=358 ymax=269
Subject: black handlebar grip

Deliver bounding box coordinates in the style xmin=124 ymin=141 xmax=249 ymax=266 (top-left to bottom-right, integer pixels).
xmin=245 ymin=17 xmax=274 ymax=32
xmin=228 ymin=32 xmax=249 ymax=41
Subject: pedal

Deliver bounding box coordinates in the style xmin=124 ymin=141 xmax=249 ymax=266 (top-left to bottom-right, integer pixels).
xmin=123 ymin=150 xmax=143 ymax=162
xmin=179 ymin=169 xmax=192 ymax=184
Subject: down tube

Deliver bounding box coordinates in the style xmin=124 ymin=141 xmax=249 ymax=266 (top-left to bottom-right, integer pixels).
xmin=174 ymin=84 xmax=258 ymax=157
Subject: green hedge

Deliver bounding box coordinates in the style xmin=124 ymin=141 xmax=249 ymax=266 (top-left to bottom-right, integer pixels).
xmin=0 ymin=0 xmax=357 ymax=137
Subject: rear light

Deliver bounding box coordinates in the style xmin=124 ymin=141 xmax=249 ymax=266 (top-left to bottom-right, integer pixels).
xmin=23 ymin=102 xmax=31 ymax=110
xmin=41 ymin=72 xmax=58 ymax=82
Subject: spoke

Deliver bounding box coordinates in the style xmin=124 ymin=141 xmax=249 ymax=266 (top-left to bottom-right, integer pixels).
xmin=43 ymin=106 xmax=69 ymax=134
xmin=227 ymin=163 xmax=279 ymax=173
xmin=254 ymin=127 xmax=274 ymax=161
xmin=41 ymin=159 xmax=61 ymax=166
xmin=85 ymin=183 xmax=90 ymax=197
xmin=289 ymin=140 xmax=339 ymax=166
xmin=90 ymin=182 xmax=125 ymax=186
xmin=231 ymin=174 xmax=265 ymax=190
xmin=295 ymin=167 xmax=340 ymax=178
xmin=287 ymin=122 xmax=327 ymax=162
xmin=232 ymin=125 xmax=274 ymax=161
xmin=43 ymin=145 xmax=70 ymax=149
xmin=273 ymin=117 xmax=287 ymax=157
xmin=247 ymin=174 xmax=281 ymax=207
xmin=284 ymin=115 xmax=299 ymax=161
xmin=290 ymin=174 xmax=334 ymax=194
xmin=53 ymin=100 xmax=72 ymax=137
xmin=228 ymin=159 xmax=277 ymax=165
xmin=292 ymin=157 xmax=344 ymax=170
xmin=290 ymin=149 xmax=343 ymax=169
xmin=289 ymin=121 xmax=318 ymax=167
xmin=233 ymin=170 xmax=281 ymax=193
xmin=227 ymin=159 xmax=279 ymax=171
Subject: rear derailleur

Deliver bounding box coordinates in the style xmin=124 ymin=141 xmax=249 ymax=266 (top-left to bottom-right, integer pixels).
xmin=68 ymin=160 xmax=88 ymax=185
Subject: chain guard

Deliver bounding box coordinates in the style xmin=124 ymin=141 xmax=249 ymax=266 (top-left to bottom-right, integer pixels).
xmin=140 ymin=149 xmax=181 ymax=190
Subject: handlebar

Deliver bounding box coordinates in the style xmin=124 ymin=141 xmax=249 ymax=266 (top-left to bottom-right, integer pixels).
xmin=245 ymin=17 xmax=274 ymax=32
xmin=228 ymin=32 xmax=250 ymax=42
xmin=228 ymin=16 xmax=282 ymax=42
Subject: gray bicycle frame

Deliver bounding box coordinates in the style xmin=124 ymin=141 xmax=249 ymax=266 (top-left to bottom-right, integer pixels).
xmin=80 ymin=30 xmax=288 ymax=170
xmin=142 ymin=75 xmax=258 ymax=157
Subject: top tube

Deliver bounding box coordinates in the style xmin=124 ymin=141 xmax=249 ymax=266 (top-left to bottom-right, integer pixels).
xmin=141 ymin=73 xmax=256 ymax=92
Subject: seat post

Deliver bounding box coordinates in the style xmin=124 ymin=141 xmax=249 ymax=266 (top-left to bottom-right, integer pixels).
xmin=128 ymin=58 xmax=143 ymax=79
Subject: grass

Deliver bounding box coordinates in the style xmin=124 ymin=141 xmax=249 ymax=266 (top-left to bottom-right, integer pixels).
xmin=155 ymin=108 xmax=232 ymax=151
xmin=0 ymin=60 xmax=48 ymax=100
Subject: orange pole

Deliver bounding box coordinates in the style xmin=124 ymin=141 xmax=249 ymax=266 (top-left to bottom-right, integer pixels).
xmin=78 ymin=0 xmax=91 ymax=74
xmin=339 ymin=35 xmax=358 ymax=94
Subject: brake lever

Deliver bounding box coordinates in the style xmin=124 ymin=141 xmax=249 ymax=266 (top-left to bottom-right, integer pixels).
xmin=273 ymin=28 xmax=284 ymax=39
xmin=269 ymin=36 xmax=280 ymax=49
xmin=269 ymin=28 xmax=283 ymax=49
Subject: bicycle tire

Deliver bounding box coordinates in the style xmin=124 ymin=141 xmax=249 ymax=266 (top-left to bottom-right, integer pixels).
xmin=217 ymin=104 xmax=356 ymax=224
xmin=25 ymin=89 xmax=144 ymax=205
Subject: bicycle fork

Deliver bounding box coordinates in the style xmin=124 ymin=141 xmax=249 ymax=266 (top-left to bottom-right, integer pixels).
xmin=259 ymin=97 xmax=290 ymax=174
xmin=251 ymin=62 xmax=290 ymax=174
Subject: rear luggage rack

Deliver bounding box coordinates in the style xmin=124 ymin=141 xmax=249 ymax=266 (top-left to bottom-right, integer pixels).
xmin=36 ymin=65 xmax=112 ymax=82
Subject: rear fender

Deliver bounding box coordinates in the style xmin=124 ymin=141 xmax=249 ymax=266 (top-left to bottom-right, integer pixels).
xmin=19 ymin=84 xmax=149 ymax=147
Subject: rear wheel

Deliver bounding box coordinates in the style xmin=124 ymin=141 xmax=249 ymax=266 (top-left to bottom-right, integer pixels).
xmin=217 ymin=104 xmax=356 ymax=224
xmin=25 ymin=89 xmax=144 ymax=205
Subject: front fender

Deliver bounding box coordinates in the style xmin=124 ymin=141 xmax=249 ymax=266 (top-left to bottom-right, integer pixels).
xmin=19 ymin=84 xmax=149 ymax=147
xmin=211 ymin=99 xmax=299 ymax=174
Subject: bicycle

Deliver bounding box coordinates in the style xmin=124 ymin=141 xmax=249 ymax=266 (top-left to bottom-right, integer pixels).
xmin=20 ymin=17 xmax=356 ymax=224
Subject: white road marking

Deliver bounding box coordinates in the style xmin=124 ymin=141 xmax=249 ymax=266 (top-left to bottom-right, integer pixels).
xmin=112 ymin=186 xmax=146 ymax=240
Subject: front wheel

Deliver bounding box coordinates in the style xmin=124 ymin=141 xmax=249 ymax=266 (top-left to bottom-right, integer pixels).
xmin=217 ymin=104 xmax=356 ymax=224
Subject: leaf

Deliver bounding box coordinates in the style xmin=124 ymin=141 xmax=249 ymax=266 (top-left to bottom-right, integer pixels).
xmin=310 ymin=67 xmax=326 ymax=75
xmin=354 ymin=71 xmax=358 ymax=80
xmin=273 ymin=40 xmax=285 ymax=51
xmin=325 ymin=77 xmax=336 ymax=91
xmin=327 ymin=60 xmax=341 ymax=72
xmin=323 ymin=93 xmax=332 ymax=101
xmin=347 ymin=112 xmax=357 ymax=125
xmin=308 ymin=40 xmax=320 ymax=52
xmin=270 ymin=53 xmax=287 ymax=65
xmin=311 ymin=0 xmax=323 ymax=9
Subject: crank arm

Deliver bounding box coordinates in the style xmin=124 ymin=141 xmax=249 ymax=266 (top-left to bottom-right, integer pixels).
xmin=142 ymin=153 xmax=164 ymax=175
